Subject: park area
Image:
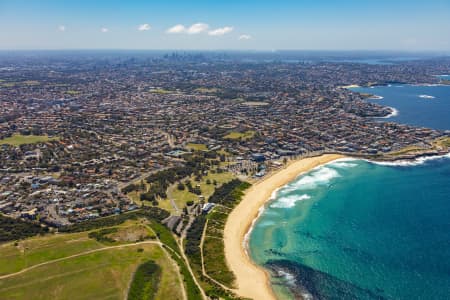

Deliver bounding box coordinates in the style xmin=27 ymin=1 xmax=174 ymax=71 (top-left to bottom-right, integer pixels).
xmin=0 ymin=134 xmax=59 ymax=146
xmin=0 ymin=219 xmax=184 ymax=300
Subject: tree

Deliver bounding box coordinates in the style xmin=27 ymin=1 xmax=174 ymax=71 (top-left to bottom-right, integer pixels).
xmin=177 ymin=182 xmax=185 ymax=190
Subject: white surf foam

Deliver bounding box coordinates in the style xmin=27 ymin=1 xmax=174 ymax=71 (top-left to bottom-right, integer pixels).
xmin=419 ymin=94 xmax=435 ymax=99
xmin=270 ymin=194 xmax=311 ymax=208
xmin=283 ymin=166 xmax=341 ymax=191
xmin=278 ymin=270 xmax=297 ymax=285
xmin=378 ymin=107 xmax=398 ymax=119
xmin=368 ymin=153 xmax=450 ymax=167
xmin=330 ymin=161 xmax=358 ymax=168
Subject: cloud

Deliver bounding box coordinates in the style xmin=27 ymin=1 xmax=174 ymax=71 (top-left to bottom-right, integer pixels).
xmin=100 ymin=27 xmax=109 ymax=33
xmin=208 ymin=26 xmax=233 ymax=36
xmin=167 ymin=24 xmax=186 ymax=34
xmin=138 ymin=23 xmax=151 ymax=31
xmin=238 ymin=34 xmax=252 ymax=40
xmin=58 ymin=25 xmax=66 ymax=32
xmin=187 ymin=23 xmax=209 ymax=34
xmin=167 ymin=23 xmax=209 ymax=34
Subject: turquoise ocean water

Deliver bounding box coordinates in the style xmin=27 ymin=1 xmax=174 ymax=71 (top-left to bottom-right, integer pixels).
xmin=249 ymin=84 xmax=450 ymax=299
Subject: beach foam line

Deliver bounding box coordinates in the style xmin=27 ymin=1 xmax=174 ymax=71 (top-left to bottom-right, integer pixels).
xmin=367 ymin=153 xmax=450 ymax=167
xmin=414 ymin=83 xmax=444 ymax=87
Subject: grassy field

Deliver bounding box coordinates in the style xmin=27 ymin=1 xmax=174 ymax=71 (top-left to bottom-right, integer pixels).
xmin=241 ymin=101 xmax=269 ymax=106
xmin=0 ymin=232 xmax=103 ymax=275
xmin=66 ymin=90 xmax=80 ymax=95
xmin=149 ymin=89 xmax=176 ymax=94
xmin=88 ymin=222 xmax=156 ymax=245
xmin=166 ymin=171 xmax=235 ymax=215
xmin=0 ymin=220 xmax=157 ymax=276
xmin=1 ymin=80 xmax=40 ymax=88
xmin=194 ymin=87 xmax=219 ymax=93
xmin=223 ymin=130 xmax=255 ymax=140
xmin=186 ymin=143 xmax=208 ymax=151
xmin=0 ymin=134 xmax=59 ymax=146
xmin=0 ymin=244 xmax=182 ymax=300
xmin=0 ymin=220 xmax=184 ymax=300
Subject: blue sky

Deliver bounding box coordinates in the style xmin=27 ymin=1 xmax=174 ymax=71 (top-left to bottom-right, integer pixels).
xmin=1 ymin=0 xmax=449 ymax=50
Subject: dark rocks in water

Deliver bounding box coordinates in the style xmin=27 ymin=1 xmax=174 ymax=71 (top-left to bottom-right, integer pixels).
xmin=265 ymin=259 xmax=388 ymax=300
xmin=265 ymin=248 xmax=285 ymax=257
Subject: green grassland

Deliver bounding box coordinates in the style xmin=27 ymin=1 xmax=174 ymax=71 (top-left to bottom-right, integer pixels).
xmin=1 ymin=80 xmax=40 ymax=88
xmin=0 ymin=134 xmax=59 ymax=146
xmin=66 ymin=90 xmax=81 ymax=95
xmin=0 ymin=232 xmax=104 ymax=275
xmin=186 ymin=143 xmax=208 ymax=151
xmin=223 ymin=130 xmax=255 ymax=140
xmin=194 ymin=87 xmax=219 ymax=94
xmin=164 ymin=171 xmax=235 ymax=215
xmin=0 ymin=219 xmax=184 ymax=300
xmin=0 ymin=244 xmax=182 ymax=300
xmin=0 ymin=220 xmax=156 ymax=276
xmin=149 ymin=89 xmax=175 ymax=94
xmin=88 ymin=222 xmax=156 ymax=245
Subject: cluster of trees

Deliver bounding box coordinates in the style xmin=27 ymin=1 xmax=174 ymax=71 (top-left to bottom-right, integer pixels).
xmin=0 ymin=215 xmax=48 ymax=242
xmin=87 ymin=227 xmax=118 ymax=243
xmin=185 ymin=180 xmax=201 ymax=195
xmin=184 ymin=179 xmax=252 ymax=299
xmin=59 ymin=207 xmax=169 ymax=233
xmin=208 ymin=179 xmax=251 ymax=206
xmin=185 ymin=215 xmax=206 ymax=265
xmin=127 ymin=260 xmax=162 ymax=300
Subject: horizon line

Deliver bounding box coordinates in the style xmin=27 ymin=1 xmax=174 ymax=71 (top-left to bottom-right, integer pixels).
xmin=0 ymin=49 xmax=449 ymax=54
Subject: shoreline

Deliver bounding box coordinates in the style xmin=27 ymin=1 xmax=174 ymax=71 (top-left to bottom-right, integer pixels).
xmin=223 ymin=154 xmax=345 ymax=300
xmin=378 ymin=106 xmax=399 ymax=119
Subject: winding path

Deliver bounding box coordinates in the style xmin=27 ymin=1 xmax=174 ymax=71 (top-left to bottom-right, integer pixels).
xmin=0 ymin=241 xmax=162 ymax=280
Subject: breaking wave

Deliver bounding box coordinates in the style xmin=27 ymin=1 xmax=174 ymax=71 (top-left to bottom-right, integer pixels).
xmin=330 ymin=161 xmax=358 ymax=169
xmin=368 ymin=153 xmax=450 ymax=167
xmin=271 ymin=194 xmax=311 ymax=208
xmin=285 ymin=166 xmax=341 ymax=191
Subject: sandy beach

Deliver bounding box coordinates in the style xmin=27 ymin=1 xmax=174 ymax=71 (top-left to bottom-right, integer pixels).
xmin=224 ymin=154 xmax=345 ymax=300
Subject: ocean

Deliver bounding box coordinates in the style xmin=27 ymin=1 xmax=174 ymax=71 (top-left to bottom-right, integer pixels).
xmin=249 ymin=84 xmax=450 ymax=299
xmin=350 ymin=84 xmax=450 ymax=130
